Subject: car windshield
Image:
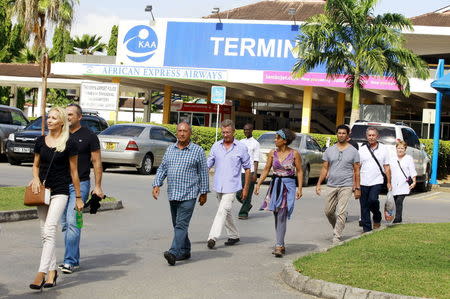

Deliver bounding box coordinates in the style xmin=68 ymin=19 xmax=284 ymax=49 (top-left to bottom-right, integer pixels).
xmin=351 ymin=125 xmax=396 ymax=145
xmin=257 ymin=133 xmax=302 ymax=148
xmin=25 ymin=117 xmax=46 ymax=130
xmin=100 ymin=125 xmax=144 ymax=137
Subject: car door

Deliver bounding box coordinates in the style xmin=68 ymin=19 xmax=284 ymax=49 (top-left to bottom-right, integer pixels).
xmin=149 ymin=127 xmax=169 ymax=166
xmin=305 ymin=136 xmax=323 ymax=178
xmin=1 ymin=109 xmax=28 ymax=153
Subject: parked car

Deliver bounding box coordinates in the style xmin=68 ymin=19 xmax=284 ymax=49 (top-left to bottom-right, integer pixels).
xmin=0 ymin=105 xmax=29 ymax=156
xmin=350 ymin=121 xmax=431 ymax=191
xmin=99 ymin=124 xmax=177 ymax=175
xmin=257 ymin=132 xmax=324 ymax=186
xmin=5 ymin=113 xmax=108 ymax=165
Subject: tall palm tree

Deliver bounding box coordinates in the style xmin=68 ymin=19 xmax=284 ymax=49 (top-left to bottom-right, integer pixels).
xmin=14 ymin=47 xmax=43 ymax=63
xmin=292 ymin=0 xmax=429 ymax=124
xmin=11 ymin=0 xmax=78 ymax=50
xmin=73 ymin=34 xmax=106 ymax=55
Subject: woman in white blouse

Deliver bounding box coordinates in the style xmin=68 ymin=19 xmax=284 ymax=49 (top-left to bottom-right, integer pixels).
xmin=389 ymin=140 xmax=417 ymax=223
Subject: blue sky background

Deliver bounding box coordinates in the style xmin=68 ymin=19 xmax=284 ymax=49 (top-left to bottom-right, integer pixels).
xmin=70 ymin=0 xmax=450 ymax=41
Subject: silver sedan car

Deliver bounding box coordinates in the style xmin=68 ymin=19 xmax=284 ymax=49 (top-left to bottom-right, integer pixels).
xmin=99 ymin=123 xmax=176 ymax=175
xmin=257 ymin=132 xmax=324 ymax=186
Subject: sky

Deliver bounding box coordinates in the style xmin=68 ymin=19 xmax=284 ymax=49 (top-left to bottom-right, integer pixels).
xmin=69 ymin=0 xmax=450 ymax=42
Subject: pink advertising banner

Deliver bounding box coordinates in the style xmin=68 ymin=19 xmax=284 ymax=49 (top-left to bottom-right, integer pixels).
xmin=263 ymin=71 xmax=399 ymax=91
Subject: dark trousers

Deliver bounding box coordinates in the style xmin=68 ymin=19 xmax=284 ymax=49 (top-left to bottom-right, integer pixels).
xmin=169 ymin=198 xmax=196 ymax=258
xmin=236 ymin=173 xmax=255 ymax=217
xmin=360 ymin=184 xmax=383 ymax=232
xmin=393 ymin=195 xmax=406 ymax=223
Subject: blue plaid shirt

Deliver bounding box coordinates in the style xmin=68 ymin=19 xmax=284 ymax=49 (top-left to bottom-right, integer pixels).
xmin=153 ymin=142 xmax=209 ymax=201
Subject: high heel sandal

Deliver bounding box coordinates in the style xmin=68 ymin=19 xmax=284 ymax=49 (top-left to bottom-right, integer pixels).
xmin=29 ymin=278 xmax=45 ymax=290
xmin=43 ymin=271 xmax=58 ymax=288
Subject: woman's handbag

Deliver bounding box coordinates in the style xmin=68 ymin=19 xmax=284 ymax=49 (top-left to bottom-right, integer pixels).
xmin=397 ymin=160 xmax=413 ymax=185
xmin=23 ymin=151 xmax=56 ymax=206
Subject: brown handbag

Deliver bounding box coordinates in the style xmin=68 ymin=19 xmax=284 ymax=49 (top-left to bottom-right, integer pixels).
xmin=24 ymin=151 xmax=56 ymax=206
xmin=24 ymin=185 xmax=49 ymax=206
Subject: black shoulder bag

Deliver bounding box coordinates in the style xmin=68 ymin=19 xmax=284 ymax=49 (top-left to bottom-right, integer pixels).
xmin=366 ymin=143 xmax=387 ymax=188
xmin=397 ymin=160 xmax=414 ymax=185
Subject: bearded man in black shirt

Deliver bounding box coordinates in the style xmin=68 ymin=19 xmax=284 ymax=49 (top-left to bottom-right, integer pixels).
xmin=59 ymin=104 xmax=104 ymax=274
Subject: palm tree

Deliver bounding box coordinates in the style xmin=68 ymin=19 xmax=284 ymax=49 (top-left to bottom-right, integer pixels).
xmin=73 ymin=34 xmax=106 ymax=55
xmin=14 ymin=47 xmax=43 ymax=63
xmin=11 ymin=0 xmax=78 ymax=50
xmin=292 ymin=0 xmax=429 ymax=124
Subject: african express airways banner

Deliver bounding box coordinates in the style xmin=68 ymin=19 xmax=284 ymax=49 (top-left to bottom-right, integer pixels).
xmin=116 ymin=19 xmax=398 ymax=90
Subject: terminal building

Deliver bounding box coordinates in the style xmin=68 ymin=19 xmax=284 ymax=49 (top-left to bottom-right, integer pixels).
xmin=1 ymin=0 xmax=449 ymax=138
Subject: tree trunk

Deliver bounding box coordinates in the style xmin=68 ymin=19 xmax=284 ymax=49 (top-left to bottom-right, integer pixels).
xmin=349 ymin=85 xmax=360 ymax=125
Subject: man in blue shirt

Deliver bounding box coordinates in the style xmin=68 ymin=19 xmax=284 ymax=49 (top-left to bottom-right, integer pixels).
xmin=153 ymin=122 xmax=209 ymax=266
xmin=206 ymin=119 xmax=251 ymax=249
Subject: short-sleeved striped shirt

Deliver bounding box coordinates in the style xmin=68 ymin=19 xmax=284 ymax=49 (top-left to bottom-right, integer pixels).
xmin=153 ymin=142 xmax=209 ymax=201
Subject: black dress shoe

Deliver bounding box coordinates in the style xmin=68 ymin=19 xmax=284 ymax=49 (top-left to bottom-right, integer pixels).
xmin=176 ymin=253 xmax=191 ymax=261
xmin=163 ymin=251 xmax=176 ymax=266
xmin=224 ymin=238 xmax=240 ymax=246
xmin=207 ymin=239 xmax=215 ymax=249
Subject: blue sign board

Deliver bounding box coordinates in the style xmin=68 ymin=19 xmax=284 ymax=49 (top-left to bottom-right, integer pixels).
xmin=163 ymin=22 xmax=326 ymax=72
xmin=211 ymin=86 xmax=226 ymax=105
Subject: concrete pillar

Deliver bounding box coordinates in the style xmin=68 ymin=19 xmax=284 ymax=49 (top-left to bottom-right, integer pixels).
xmin=301 ymin=86 xmax=313 ymax=134
xmin=9 ymin=85 xmax=18 ymax=108
xmin=35 ymin=87 xmax=43 ymax=117
xmin=143 ymin=89 xmax=152 ymax=123
xmin=163 ymin=85 xmax=172 ymax=124
xmin=111 ymin=77 xmax=121 ymax=123
xmin=336 ymin=92 xmax=345 ymax=126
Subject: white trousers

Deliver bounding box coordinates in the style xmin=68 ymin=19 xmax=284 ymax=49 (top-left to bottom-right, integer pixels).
xmin=208 ymin=192 xmax=239 ymax=241
xmin=37 ymin=194 xmax=68 ymax=273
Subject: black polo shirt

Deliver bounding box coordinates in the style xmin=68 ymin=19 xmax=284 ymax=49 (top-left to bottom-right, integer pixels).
xmin=70 ymin=127 xmax=100 ymax=182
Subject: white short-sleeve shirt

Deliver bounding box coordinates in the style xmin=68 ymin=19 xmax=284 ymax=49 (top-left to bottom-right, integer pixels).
xmin=359 ymin=142 xmax=390 ymax=186
xmin=389 ymin=155 xmax=417 ymax=196
xmin=240 ymin=137 xmax=260 ymax=173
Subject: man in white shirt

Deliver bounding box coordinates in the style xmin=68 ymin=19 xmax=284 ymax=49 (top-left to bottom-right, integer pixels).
xmin=236 ymin=123 xmax=260 ymax=220
xmin=358 ymin=127 xmax=392 ymax=232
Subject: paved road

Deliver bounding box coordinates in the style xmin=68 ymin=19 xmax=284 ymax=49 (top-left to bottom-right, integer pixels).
xmin=0 ymin=163 xmax=449 ymax=298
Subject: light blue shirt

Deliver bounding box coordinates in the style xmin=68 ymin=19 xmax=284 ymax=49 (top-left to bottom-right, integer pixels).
xmin=207 ymin=139 xmax=251 ymax=193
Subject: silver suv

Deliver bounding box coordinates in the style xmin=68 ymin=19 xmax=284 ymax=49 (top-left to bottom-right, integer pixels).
xmin=350 ymin=121 xmax=431 ymax=191
xmin=0 ymin=105 xmax=29 ymax=156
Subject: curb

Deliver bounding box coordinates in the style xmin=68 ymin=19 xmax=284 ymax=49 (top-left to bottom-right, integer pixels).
xmin=0 ymin=200 xmax=123 ymax=223
xmin=280 ymin=229 xmax=428 ymax=299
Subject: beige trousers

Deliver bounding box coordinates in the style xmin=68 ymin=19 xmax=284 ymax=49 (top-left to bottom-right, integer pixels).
xmin=208 ymin=192 xmax=239 ymax=241
xmin=324 ymin=186 xmax=353 ymax=239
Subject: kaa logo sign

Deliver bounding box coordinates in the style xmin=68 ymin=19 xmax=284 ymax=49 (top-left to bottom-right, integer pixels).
xmin=123 ymin=25 xmax=158 ymax=62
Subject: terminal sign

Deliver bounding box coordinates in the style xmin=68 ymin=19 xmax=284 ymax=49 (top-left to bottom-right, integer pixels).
xmin=211 ymin=86 xmax=226 ymax=105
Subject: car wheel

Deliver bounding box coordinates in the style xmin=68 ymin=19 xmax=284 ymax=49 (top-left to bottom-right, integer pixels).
xmin=137 ymin=154 xmax=153 ymax=175
xmin=418 ymin=168 xmax=431 ymax=192
xmin=302 ymin=165 xmax=310 ymax=187
xmin=7 ymin=155 xmax=21 ymax=166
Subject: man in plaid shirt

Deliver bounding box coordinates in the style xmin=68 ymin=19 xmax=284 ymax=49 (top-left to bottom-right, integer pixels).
xmin=153 ymin=122 xmax=209 ymax=266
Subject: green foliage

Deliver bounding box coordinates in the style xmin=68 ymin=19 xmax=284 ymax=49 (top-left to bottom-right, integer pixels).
xmin=294 ymin=223 xmax=450 ymax=299
xmin=420 ymin=139 xmax=450 ymax=179
xmin=47 ymin=89 xmax=72 ymax=107
xmin=293 ymin=0 xmax=430 ymax=122
xmin=49 ymin=24 xmax=74 ymax=62
xmin=73 ymin=34 xmax=106 ymax=55
xmin=14 ymin=47 xmax=44 ymax=63
xmin=0 ymin=0 xmax=26 ymax=62
xmin=107 ymin=25 xmax=118 ymax=56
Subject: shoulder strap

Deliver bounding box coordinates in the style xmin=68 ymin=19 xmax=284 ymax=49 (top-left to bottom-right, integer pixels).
xmin=397 ymin=160 xmax=408 ymax=179
xmin=43 ymin=150 xmax=57 ymax=186
xmin=366 ymin=143 xmax=384 ymax=176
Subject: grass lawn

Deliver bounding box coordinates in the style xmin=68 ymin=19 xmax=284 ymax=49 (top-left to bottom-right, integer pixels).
xmin=0 ymin=186 xmax=117 ymax=211
xmin=294 ymin=223 xmax=450 ymax=299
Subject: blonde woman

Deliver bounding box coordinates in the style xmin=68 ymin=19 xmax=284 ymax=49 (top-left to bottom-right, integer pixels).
xmin=29 ymin=107 xmax=82 ymax=290
xmin=389 ymin=140 xmax=417 ymax=223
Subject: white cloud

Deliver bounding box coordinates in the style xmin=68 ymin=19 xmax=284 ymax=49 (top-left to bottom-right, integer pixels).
xmin=71 ymin=13 xmax=121 ymax=44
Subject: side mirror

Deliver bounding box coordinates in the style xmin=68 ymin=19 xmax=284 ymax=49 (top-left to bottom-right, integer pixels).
xmin=322 ymin=146 xmax=327 ymax=152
